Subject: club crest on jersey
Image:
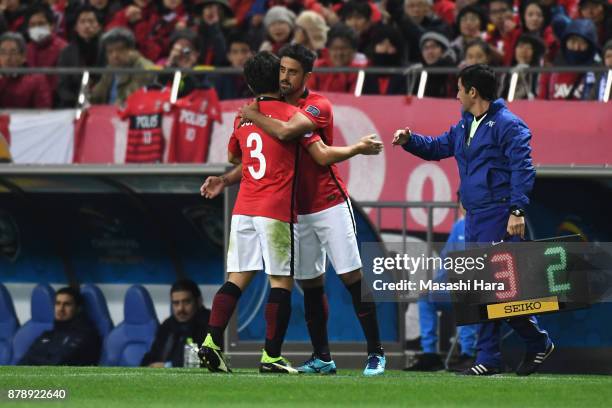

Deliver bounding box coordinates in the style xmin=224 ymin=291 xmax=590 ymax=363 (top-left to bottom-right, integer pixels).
xmin=305 ymin=105 xmax=320 ymax=117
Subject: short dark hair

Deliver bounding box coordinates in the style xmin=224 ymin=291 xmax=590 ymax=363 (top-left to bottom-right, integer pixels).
xmin=456 ymin=5 xmax=487 ymax=32
xmin=0 ymin=32 xmax=26 ymax=54
xmin=340 ymin=1 xmax=372 ymax=20
xmin=327 ymin=23 xmax=358 ymax=50
xmin=26 ymin=4 xmax=55 ymax=26
xmin=243 ymin=51 xmax=281 ymax=95
xmin=171 ymin=279 xmax=202 ymax=299
xmin=278 ymin=43 xmax=316 ymax=73
xmin=56 ymin=287 xmax=83 ymax=307
xmin=74 ymin=5 xmax=102 ymax=25
xmin=226 ymin=30 xmax=252 ymax=50
xmin=169 ymin=29 xmax=202 ymax=55
xmin=458 ymin=64 xmax=497 ymax=101
xmin=488 ymin=0 xmax=513 ymax=10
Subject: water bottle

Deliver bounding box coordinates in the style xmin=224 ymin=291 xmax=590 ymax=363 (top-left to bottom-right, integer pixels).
xmin=183 ymin=337 xmax=199 ymax=368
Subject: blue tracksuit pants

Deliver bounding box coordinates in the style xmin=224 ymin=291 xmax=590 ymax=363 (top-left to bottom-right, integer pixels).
xmin=465 ymin=206 xmax=552 ymax=367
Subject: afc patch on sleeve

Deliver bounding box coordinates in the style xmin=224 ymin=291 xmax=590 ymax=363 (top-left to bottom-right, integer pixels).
xmin=305 ymin=105 xmax=320 ymax=117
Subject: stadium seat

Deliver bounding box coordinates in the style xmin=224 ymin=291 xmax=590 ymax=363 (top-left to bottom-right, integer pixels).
xmin=0 ymin=283 xmax=20 ymax=365
xmin=81 ymin=284 xmax=114 ymax=339
xmin=101 ymin=285 xmax=158 ymax=367
xmin=10 ymin=283 xmax=55 ymax=365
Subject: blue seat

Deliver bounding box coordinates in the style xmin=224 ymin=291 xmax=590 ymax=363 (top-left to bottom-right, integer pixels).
xmin=11 ymin=284 xmax=55 ymax=365
xmin=101 ymin=285 xmax=158 ymax=367
xmin=81 ymin=284 xmax=114 ymax=340
xmin=0 ymin=283 xmax=20 ymax=365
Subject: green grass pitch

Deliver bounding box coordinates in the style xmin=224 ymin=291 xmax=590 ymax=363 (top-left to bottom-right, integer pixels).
xmin=1 ymin=366 xmax=612 ymax=407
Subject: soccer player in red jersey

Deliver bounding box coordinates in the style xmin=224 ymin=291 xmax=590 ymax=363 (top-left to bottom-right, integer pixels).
xmin=199 ymin=51 xmax=382 ymax=374
xmin=239 ymin=44 xmax=386 ymax=376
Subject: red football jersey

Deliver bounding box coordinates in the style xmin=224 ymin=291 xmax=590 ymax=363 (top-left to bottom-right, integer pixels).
xmin=230 ymin=98 xmax=320 ymax=223
xmin=119 ymin=88 xmax=170 ymax=163
xmin=167 ymin=88 xmax=221 ymax=163
xmin=296 ymin=90 xmax=348 ymax=215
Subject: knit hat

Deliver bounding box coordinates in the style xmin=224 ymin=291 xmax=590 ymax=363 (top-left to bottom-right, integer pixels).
xmin=264 ymin=6 xmax=296 ymax=29
xmin=419 ymin=31 xmax=450 ymax=51
xmin=296 ymin=11 xmax=329 ymax=51
xmin=200 ymin=0 xmax=234 ymax=17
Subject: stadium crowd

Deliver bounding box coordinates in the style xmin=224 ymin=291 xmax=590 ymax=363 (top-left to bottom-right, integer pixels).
xmin=0 ymin=0 xmax=610 ymax=108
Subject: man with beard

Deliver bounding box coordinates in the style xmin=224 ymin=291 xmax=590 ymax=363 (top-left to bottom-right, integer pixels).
xmin=141 ymin=280 xmax=210 ymax=367
xmin=19 ymin=287 xmax=101 ymax=366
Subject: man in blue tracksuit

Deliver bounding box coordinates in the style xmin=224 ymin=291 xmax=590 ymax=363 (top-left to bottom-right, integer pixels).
xmin=393 ymin=64 xmax=554 ymax=376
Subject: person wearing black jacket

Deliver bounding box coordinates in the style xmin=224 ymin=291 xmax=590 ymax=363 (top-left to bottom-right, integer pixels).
xmin=18 ymin=287 xmax=102 ymax=366
xmin=55 ymin=5 xmax=104 ymax=107
xmin=141 ymin=280 xmax=210 ymax=368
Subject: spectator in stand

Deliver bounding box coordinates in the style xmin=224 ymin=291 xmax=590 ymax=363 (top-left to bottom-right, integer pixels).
xmin=0 ymin=32 xmax=52 ymax=108
xmin=90 ymin=27 xmax=154 ymax=105
xmin=463 ymin=38 xmax=498 ymax=66
xmin=578 ymin=0 xmax=612 ymax=46
xmin=520 ymin=0 xmax=559 ymax=63
xmin=294 ymin=10 xmax=329 ymax=55
xmin=87 ymin=0 xmax=121 ymax=27
xmin=485 ymin=0 xmax=521 ymax=66
xmin=308 ymin=22 xmax=367 ymax=93
xmin=18 ymin=287 xmax=102 ymax=366
xmin=212 ymin=31 xmax=253 ymax=100
xmin=363 ymin=24 xmax=408 ymax=95
xmin=340 ymin=1 xmax=376 ymax=53
xmin=106 ymin=0 xmax=159 ymax=62
xmin=0 ymin=14 xmax=6 ymax=35
xmin=141 ymin=280 xmax=210 ymax=368
xmin=415 ymin=31 xmax=456 ymax=97
xmin=399 ymin=0 xmax=452 ymax=63
xmin=195 ymin=0 xmax=232 ymax=66
xmin=538 ymin=19 xmax=602 ymax=100
xmin=25 ymin=4 xmax=66 ymax=92
xmin=56 ymin=5 xmax=103 ymax=108
xmin=260 ymin=6 xmax=295 ymax=54
xmin=451 ymin=5 xmax=487 ymax=62
xmin=597 ymin=39 xmax=612 ymax=101
xmin=1 ymin=0 xmax=28 ymax=32
xmin=500 ymin=34 xmax=546 ymax=99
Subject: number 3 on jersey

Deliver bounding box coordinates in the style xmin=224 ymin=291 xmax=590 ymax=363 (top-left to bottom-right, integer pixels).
xmin=247 ymin=132 xmax=266 ymax=179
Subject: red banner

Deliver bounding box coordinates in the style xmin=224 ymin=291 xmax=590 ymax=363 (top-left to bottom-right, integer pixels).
xmin=73 ymin=95 xmax=612 ymax=232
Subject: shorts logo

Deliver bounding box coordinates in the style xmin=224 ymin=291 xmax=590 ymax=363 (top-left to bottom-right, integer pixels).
xmin=305 ymin=105 xmax=320 ymax=117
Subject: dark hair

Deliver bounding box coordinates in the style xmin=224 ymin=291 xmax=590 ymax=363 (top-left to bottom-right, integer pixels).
xmin=340 ymin=1 xmax=372 ymax=21
xmin=327 ymin=23 xmax=358 ymax=50
xmin=26 ymin=4 xmax=55 ymax=26
xmin=169 ymin=29 xmax=202 ymax=54
xmin=278 ymin=43 xmax=316 ymax=73
xmin=458 ymin=64 xmax=497 ymax=101
xmin=171 ymin=279 xmax=202 ymax=299
xmin=519 ymin=0 xmax=552 ymax=33
xmin=465 ymin=38 xmax=493 ymax=58
xmin=514 ymin=33 xmax=546 ymax=65
xmin=243 ymin=51 xmax=281 ymax=95
xmin=456 ymin=5 xmax=487 ymax=32
xmin=226 ymin=30 xmax=252 ymax=50
xmin=74 ymin=5 xmax=103 ymax=25
xmin=56 ymin=287 xmax=83 ymax=307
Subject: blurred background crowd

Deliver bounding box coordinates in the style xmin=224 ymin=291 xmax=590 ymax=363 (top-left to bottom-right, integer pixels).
xmin=0 ymin=0 xmax=610 ymax=108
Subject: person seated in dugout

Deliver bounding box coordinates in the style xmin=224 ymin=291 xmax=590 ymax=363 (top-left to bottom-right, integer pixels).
xmin=19 ymin=287 xmax=102 ymax=366
xmin=141 ymin=279 xmax=210 ymax=368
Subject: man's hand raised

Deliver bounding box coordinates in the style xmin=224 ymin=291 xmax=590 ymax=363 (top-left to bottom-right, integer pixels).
xmin=392 ymin=127 xmax=412 ymax=146
xmin=357 ymin=134 xmax=384 ymax=155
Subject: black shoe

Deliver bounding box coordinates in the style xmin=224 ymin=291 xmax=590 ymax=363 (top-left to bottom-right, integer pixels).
xmin=457 ymin=363 xmax=501 ymax=376
xmin=516 ymin=342 xmax=555 ymax=376
xmin=198 ymin=334 xmax=232 ymax=373
xmin=447 ymin=354 xmax=476 ymax=372
xmin=404 ymin=353 xmax=444 ymax=371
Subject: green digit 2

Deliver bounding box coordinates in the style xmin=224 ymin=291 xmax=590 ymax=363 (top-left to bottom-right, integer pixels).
xmin=544 ymin=246 xmax=570 ymax=294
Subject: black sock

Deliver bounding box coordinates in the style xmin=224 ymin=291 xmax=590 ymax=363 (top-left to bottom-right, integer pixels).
xmin=345 ymin=279 xmax=384 ymax=356
xmin=264 ymin=287 xmax=292 ymax=358
xmin=303 ymin=286 xmax=331 ymax=362
xmin=208 ymin=281 xmax=242 ymax=349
